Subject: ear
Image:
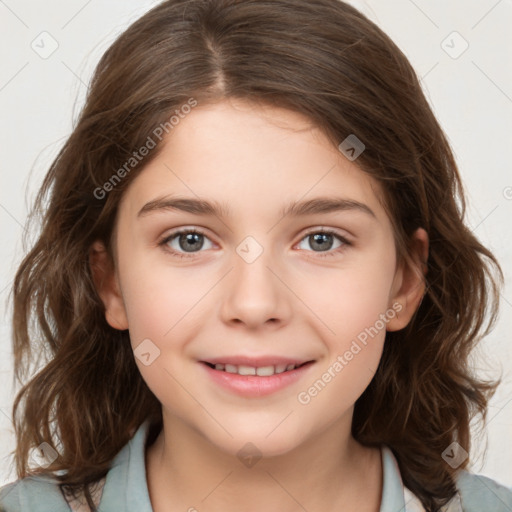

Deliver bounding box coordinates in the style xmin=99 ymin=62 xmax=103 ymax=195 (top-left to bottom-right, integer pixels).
xmin=386 ymin=228 xmax=428 ymax=332
xmin=89 ymin=240 xmax=129 ymax=331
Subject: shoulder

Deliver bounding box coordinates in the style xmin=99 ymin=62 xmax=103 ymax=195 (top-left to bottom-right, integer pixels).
xmin=454 ymin=470 xmax=512 ymax=512
xmin=0 ymin=474 xmax=71 ymax=511
xmin=382 ymin=445 xmax=512 ymax=512
xmin=0 ymin=420 xmax=155 ymax=512
xmin=0 ymin=474 xmax=106 ymax=512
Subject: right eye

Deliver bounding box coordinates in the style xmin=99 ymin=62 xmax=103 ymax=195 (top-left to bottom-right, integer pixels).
xmin=159 ymin=228 xmax=215 ymax=258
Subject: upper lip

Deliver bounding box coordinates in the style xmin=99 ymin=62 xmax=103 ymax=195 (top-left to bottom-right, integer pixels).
xmin=200 ymin=356 xmax=315 ymax=367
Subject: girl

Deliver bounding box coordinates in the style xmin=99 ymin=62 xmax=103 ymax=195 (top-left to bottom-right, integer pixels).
xmin=1 ymin=0 xmax=511 ymax=511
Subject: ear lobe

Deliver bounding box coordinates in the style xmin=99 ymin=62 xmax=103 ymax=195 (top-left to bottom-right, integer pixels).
xmin=89 ymin=240 xmax=129 ymax=331
xmin=386 ymin=228 xmax=429 ymax=332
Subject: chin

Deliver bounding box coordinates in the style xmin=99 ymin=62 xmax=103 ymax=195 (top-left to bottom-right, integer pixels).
xmin=208 ymin=427 xmax=305 ymax=461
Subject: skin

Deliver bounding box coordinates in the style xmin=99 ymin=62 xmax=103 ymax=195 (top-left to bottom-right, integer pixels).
xmin=90 ymin=98 xmax=428 ymax=512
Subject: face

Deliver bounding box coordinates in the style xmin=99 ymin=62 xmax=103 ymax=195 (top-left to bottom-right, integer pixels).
xmin=92 ymin=98 xmax=426 ymax=458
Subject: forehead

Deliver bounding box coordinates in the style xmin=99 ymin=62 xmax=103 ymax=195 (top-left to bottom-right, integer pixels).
xmin=119 ymin=99 xmax=388 ymax=223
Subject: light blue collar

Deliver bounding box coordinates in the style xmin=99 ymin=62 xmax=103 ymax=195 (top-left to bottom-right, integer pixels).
xmin=380 ymin=445 xmax=410 ymax=511
xmin=100 ymin=420 xmax=421 ymax=512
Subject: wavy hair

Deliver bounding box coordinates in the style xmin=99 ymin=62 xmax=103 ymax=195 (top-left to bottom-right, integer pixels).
xmin=9 ymin=1 xmax=502 ymax=510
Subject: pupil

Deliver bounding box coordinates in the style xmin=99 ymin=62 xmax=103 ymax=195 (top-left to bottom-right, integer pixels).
xmin=310 ymin=233 xmax=333 ymax=251
xmin=180 ymin=233 xmax=203 ymax=252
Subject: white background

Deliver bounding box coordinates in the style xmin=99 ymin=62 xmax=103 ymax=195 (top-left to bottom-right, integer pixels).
xmin=1 ymin=0 xmax=511 ymax=489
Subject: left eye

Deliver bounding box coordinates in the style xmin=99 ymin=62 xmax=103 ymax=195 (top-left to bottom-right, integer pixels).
xmin=297 ymin=231 xmax=347 ymax=253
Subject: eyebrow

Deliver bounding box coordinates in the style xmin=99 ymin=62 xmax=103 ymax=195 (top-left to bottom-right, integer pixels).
xmin=137 ymin=195 xmax=376 ymax=219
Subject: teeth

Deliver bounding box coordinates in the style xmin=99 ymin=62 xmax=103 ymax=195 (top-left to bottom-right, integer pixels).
xmin=238 ymin=365 xmax=256 ymax=376
xmin=210 ymin=362 xmax=302 ymax=376
xmin=256 ymin=366 xmax=275 ymax=376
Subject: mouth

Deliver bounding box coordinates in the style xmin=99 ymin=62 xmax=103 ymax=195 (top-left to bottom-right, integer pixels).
xmin=199 ymin=357 xmax=316 ymax=397
xmin=201 ymin=360 xmax=313 ymax=376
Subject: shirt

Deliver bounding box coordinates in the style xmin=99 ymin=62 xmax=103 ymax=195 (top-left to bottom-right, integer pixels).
xmin=1 ymin=420 xmax=511 ymax=511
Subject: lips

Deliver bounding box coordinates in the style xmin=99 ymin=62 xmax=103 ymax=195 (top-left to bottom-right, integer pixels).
xmin=200 ymin=357 xmax=316 ymax=397
xmin=201 ymin=356 xmax=312 ymax=367
xmin=200 ymin=356 xmax=314 ymax=376
xmin=202 ymin=361 xmax=309 ymax=376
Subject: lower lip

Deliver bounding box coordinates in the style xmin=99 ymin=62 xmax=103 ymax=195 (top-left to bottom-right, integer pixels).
xmin=201 ymin=362 xmax=315 ymax=397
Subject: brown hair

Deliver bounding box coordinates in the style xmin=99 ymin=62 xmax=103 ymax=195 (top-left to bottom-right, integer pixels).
xmin=9 ymin=1 xmax=502 ymax=510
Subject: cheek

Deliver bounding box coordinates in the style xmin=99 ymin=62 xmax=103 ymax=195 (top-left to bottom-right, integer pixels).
xmin=120 ymin=270 xmax=205 ymax=412
xmin=297 ymin=253 xmax=396 ymax=343
xmin=295 ymin=272 xmax=392 ymax=425
xmin=119 ymin=263 xmax=214 ymax=392
xmin=293 ymin=253 xmax=395 ymax=404
xmin=120 ymin=261 xmax=204 ymax=344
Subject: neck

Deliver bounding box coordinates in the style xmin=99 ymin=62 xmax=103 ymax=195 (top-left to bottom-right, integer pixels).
xmin=146 ymin=412 xmax=383 ymax=512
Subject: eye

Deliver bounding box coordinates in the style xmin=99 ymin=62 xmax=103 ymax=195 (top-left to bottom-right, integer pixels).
xmin=296 ymin=229 xmax=350 ymax=257
xmin=159 ymin=228 xmax=214 ymax=258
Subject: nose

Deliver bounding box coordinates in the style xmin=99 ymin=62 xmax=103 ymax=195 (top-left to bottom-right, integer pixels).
xmin=219 ymin=246 xmax=293 ymax=330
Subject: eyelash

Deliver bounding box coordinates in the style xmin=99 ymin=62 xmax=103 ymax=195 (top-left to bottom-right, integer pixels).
xmin=158 ymin=228 xmax=351 ymax=260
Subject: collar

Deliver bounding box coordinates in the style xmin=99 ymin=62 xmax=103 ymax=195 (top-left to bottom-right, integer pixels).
xmin=99 ymin=420 xmax=461 ymax=512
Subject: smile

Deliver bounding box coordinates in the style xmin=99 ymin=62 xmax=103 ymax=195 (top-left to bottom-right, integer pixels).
xmin=203 ymin=361 xmax=309 ymax=376
xmin=200 ymin=358 xmax=316 ymax=397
